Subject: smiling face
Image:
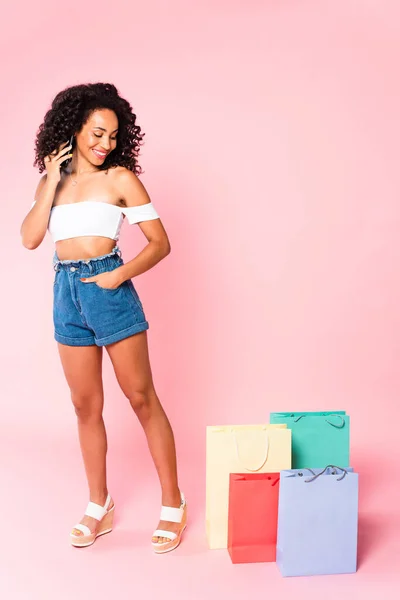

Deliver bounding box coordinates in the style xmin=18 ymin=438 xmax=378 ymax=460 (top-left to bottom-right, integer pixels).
xmin=75 ymin=108 xmax=119 ymax=165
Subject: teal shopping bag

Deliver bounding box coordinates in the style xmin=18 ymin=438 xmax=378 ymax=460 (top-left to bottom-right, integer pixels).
xmin=269 ymin=411 xmax=349 ymax=468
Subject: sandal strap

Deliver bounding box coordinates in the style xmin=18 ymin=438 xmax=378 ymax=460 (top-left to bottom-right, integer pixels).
xmin=159 ymin=491 xmax=186 ymax=523
xmin=72 ymin=523 xmax=91 ymax=537
xmin=160 ymin=505 xmax=184 ymax=523
xmin=84 ymin=494 xmax=111 ymax=521
xmin=153 ymin=529 xmax=178 ymax=541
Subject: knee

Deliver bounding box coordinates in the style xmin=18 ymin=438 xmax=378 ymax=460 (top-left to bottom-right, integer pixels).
xmin=127 ymin=388 xmax=156 ymax=418
xmin=72 ymin=392 xmax=103 ymax=423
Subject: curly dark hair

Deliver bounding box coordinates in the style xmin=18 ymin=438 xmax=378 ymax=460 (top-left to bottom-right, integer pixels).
xmin=33 ymin=82 xmax=145 ymax=175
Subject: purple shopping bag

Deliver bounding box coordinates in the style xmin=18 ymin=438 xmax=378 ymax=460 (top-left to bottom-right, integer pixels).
xmin=276 ymin=465 xmax=358 ymax=577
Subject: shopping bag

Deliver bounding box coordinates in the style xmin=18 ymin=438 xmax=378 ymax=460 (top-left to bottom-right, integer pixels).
xmin=270 ymin=411 xmax=350 ymax=468
xmin=228 ymin=473 xmax=280 ymax=563
xmin=276 ymin=465 xmax=358 ymax=576
xmin=206 ymin=424 xmax=291 ymax=549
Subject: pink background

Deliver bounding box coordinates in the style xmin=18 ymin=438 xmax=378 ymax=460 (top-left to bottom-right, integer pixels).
xmin=1 ymin=1 xmax=399 ymax=597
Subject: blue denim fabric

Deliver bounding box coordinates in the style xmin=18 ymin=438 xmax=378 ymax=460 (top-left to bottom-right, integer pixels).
xmin=52 ymin=245 xmax=149 ymax=346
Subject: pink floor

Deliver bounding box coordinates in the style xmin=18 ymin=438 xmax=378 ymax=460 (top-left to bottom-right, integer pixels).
xmin=2 ymin=430 xmax=399 ymax=600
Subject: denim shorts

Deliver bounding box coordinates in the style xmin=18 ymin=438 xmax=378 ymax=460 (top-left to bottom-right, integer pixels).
xmin=52 ymin=245 xmax=149 ymax=346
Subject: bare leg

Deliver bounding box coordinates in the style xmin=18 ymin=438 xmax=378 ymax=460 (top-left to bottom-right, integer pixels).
xmin=57 ymin=343 xmax=114 ymax=535
xmin=106 ymin=331 xmax=182 ymax=543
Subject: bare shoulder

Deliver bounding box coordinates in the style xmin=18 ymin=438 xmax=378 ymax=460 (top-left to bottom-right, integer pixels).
xmin=112 ymin=166 xmax=150 ymax=207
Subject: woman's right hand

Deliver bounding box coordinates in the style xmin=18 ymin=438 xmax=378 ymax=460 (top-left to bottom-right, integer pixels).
xmin=44 ymin=140 xmax=72 ymax=182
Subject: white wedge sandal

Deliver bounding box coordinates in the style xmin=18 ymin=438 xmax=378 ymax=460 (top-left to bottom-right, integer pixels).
xmin=152 ymin=491 xmax=187 ymax=554
xmin=70 ymin=494 xmax=115 ymax=548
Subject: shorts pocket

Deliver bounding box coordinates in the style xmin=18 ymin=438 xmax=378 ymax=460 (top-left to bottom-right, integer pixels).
xmin=95 ymin=282 xmax=123 ymax=292
xmin=93 ymin=263 xmax=125 ymax=292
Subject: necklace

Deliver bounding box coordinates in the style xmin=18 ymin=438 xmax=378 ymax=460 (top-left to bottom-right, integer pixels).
xmin=69 ymin=167 xmax=99 ymax=186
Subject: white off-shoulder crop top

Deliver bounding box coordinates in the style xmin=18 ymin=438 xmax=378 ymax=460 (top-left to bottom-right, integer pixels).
xmin=30 ymin=200 xmax=159 ymax=243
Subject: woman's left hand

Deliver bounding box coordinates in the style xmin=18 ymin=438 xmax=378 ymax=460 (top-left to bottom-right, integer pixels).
xmin=80 ymin=269 xmax=124 ymax=290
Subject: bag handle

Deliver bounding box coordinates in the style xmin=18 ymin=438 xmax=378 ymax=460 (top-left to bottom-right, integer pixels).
xmin=290 ymin=413 xmax=345 ymax=428
xmin=325 ymin=415 xmax=346 ymax=428
xmin=304 ymin=465 xmax=348 ymax=483
xmin=234 ymin=474 xmax=280 ymax=486
xmin=232 ymin=427 xmax=269 ymax=472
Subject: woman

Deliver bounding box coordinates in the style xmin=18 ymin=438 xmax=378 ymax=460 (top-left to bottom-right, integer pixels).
xmin=20 ymin=82 xmax=186 ymax=553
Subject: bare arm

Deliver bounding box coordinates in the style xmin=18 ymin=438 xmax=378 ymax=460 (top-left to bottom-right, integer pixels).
xmin=20 ymin=175 xmax=58 ymax=249
xmin=116 ymin=169 xmax=171 ymax=282
xmin=20 ymin=139 xmax=72 ymax=249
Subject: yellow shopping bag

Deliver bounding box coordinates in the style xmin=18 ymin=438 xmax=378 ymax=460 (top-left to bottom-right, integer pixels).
xmin=206 ymin=424 xmax=291 ymax=549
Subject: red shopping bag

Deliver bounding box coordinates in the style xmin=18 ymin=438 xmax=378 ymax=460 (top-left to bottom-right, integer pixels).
xmin=228 ymin=473 xmax=280 ymax=563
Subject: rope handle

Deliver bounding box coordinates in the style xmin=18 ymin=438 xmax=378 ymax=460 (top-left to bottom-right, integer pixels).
xmin=234 ymin=474 xmax=280 ymax=486
xmin=304 ymin=465 xmax=348 ymax=483
xmin=290 ymin=413 xmax=345 ymax=428
xmin=232 ymin=427 xmax=269 ymax=472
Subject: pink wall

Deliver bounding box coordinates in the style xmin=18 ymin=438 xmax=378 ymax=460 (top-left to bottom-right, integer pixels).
xmin=1 ymin=1 xmax=399 ymax=597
